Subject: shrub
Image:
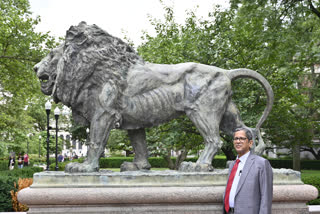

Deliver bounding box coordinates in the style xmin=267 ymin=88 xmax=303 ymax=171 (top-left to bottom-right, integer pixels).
xmin=0 ymin=167 xmax=42 ymax=212
xmin=10 ymin=178 xmax=33 ymax=212
xmin=268 ymin=159 xmax=320 ymax=170
xmin=0 ymin=167 xmax=43 ymax=178
xmin=302 ymin=176 xmax=320 ymax=205
xmin=49 ymin=158 xmax=84 ymax=171
xmin=148 ymin=157 xmax=169 ymax=168
xmin=0 ymin=160 xmax=9 ymax=171
xmin=0 ymin=176 xmax=17 ymax=212
xmin=100 ymin=157 xmax=133 ymax=168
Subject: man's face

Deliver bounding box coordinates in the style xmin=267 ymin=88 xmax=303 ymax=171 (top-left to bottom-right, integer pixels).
xmin=233 ymin=130 xmax=253 ymax=157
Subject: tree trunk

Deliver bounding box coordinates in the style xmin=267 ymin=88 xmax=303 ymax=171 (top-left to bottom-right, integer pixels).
xmin=221 ymin=147 xmax=236 ymax=160
xmin=164 ymin=150 xmax=175 ymax=170
xmin=292 ymin=145 xmax=301 ymax=171
xmin=175 ymin=149 xmax=188 ymax=169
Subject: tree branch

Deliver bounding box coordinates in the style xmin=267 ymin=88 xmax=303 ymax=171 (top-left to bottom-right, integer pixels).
xmin=0 ymin=55 xmax=37 ymax=62
xmin=308 ymin=0 xmax=320 ymax=19
xmin=300 ymin=146 xmax=320 ymax=160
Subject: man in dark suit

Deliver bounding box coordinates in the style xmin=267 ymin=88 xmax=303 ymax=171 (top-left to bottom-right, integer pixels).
xmin=223 ymin=128 xmax=273 ymax=214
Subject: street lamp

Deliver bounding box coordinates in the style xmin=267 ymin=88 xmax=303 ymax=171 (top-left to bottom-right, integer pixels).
xmin=39 ymin=135 xmax=42 ymax=158
xmin=45 ymin=100 xmax=52 ymax=171
xmin=54 ymin=107 xmax=60 ymax=171
xmin=86 ymin=128 xmax=90 ymax=143
xmin=27 ymin=133 xmax=31 ymax=155
xmin=85 ymin=128 xmax=90 ymax=157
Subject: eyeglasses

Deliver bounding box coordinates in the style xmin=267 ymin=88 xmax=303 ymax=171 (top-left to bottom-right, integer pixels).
xmin=233 ymin=137 xmax=247 ymax=142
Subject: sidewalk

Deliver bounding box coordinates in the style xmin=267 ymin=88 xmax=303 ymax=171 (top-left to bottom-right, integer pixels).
xmin=310 ymin=205 xmax=320 ymax=214
xmin=0 ymin=205 xmax=319 ymax=213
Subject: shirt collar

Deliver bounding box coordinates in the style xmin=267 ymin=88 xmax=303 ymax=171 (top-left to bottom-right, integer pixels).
xmin=237 ymin=150 xmax=250 ymax=164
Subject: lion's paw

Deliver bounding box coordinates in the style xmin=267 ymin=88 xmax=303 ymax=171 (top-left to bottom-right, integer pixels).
xmin=65 ymin=162 xmax=99 ymax=173
xmin=120 ymin=162 xmax=139 ymax=172
xmin=178 ymin=161 xmax=214 ymax=172
xmin=120 ymin=161 xmax=151 ymax=172
xmin=135 ymin=160 xmax=151 ymax=171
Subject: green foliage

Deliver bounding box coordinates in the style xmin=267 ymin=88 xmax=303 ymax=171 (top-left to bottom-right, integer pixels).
xmin=137 ymin=0 xmax=320 ymax=158
xmin=48 ymin=158 xmax=84 ymax=171
xmin=0 ymin=166 xmax=43 ymax=178
xmin=0 ymin=176 xmax=17 ymax=212
xmin=301 ymin=176 xmax=320 ymax=205
xmin=99 ymin=157 xmax=133 ymax=168
xmin=268 ymin=159 xmax=320 ymax=170
xmin=0 ymin=166 xmax=42 ymax=212
xmin=107 ymin=130 xmax=132 ymax=154
xmin=0 ymin=160 xmax=9 ymax=171
xmin=0 ymin=0 xmax=59 ymax=157
xmin=100 ymin=157 xmax=226 ymax=169
xmin=148 ymin=157 xmax=170 ymax=168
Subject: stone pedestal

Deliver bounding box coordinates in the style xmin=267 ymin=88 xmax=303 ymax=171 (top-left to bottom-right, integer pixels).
xmin=18 ymin=169 xmax=318 ymax=214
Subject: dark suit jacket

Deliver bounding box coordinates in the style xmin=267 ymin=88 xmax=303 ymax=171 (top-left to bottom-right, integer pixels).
xmin=223 ymin=151 xmax=273 ymax=214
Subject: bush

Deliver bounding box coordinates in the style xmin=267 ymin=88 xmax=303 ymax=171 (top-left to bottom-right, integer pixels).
xmin=10 ymin=178 xmax=33 ymax=212
xmin=0 ymin=160 xmax=9 ymax=171
xmin=302 ymin=176 xmax=320 ymax=205
xmin=148 ymin=157 xmax=169 ymax=168
xmin=100 ymin=157 xmax=133 ymax=168
xmin=49 ymin=158 xmax=85 ymax=171
xmin=0 ymin=167 xmax=42 ymax=212
xmin=0 ymin=167 xmax=43 ymax=178
xmin=268 ymin=159 xmax=320 ymax=170
xmin=301 ymin=160 xmax=320 ymax=170
xmin=0 ymin=176 xmax=17 ymax=212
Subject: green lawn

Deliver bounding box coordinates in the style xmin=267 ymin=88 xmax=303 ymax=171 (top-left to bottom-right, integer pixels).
xmin=301 ymin=170 xmax=320 ymax=179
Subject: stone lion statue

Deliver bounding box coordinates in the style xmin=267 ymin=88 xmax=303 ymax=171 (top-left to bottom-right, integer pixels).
xmin=34 ymin=22 xmax=273 ymax=172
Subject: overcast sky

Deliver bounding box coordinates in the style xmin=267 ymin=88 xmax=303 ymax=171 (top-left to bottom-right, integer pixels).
xmin=29 ymin=0 xmax=229 ymax=46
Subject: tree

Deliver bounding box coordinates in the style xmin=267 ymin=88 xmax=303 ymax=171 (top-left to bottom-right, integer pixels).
xmin=0 ymin=0 xmax=57 ymax=157
xmin=107 ymin=130 xmax=132 ymax=157
xmin=137 ymin=0 xmax=320 ymax=162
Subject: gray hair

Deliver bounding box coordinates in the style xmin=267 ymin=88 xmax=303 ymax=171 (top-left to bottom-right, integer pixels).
xmin=234 ymin=127 xmax=253 ymax=141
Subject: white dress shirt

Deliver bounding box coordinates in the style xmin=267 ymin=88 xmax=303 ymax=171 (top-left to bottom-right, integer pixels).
xmin=229 ymin=151 xmax=250 ymax=208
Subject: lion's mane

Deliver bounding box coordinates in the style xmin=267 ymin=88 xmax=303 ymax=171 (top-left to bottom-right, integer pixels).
xmin=54 ymin=22 xmax=144 ymax=125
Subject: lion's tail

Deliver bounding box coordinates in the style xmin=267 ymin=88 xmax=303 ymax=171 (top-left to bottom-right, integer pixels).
xmin=227 ymin=68 xmax=274 ymax=131
xmin=226 ymin=68 xmax=274 ymax=155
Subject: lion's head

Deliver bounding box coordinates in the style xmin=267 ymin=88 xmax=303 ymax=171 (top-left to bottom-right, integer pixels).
xmin=34 ymin=22 xmax=144 ymax=125
xmin=34 ymin=44 xmax=64 ymax=96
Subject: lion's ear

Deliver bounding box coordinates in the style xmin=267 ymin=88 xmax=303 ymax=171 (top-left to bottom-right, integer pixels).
xmin=66 ymin=24 xmax=88 ymax=46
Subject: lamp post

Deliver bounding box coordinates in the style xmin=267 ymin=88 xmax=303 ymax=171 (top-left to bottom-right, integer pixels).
xmin=54 ymin=107 xmax=60 ymax=171
xmin=39 ymin=135 xmax=42 ymax=158
xmin=27 ymin=133 xmax=30 ymax=155
xmin=86 ymin=128 xmax=90 ymax=157
xmin=86 ymin=128 xmax=90 ymax=143
xmin=45 ymin=100 xmax=52 ymax=171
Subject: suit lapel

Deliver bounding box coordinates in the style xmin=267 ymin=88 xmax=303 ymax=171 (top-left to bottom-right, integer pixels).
xmin=235 ymin=152 xmax=255 ymax=196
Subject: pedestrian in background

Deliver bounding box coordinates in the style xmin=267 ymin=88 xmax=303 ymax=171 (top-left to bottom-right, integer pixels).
xmin=8 ymin=155 xmax=15 ymax=170
xmin=24 ymin=153 xmax=29 ymax=167
xmin=17 ymin=153 xmax=24 ymax=169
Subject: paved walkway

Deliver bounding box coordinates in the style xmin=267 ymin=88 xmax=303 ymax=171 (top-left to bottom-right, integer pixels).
xmin=0 ymin=205 xmax=319 ymax=213
xmin=310 ymin=205 xmax=320 ymax=214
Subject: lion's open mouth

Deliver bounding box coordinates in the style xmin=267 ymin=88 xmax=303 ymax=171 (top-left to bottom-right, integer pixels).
xmin=39 ymin=74 xmax=49 ymax=83
xmin=38 ymin=73 xmax=56 ymax=95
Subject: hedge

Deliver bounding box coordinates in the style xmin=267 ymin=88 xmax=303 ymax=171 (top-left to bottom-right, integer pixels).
xmin=4 ymin=157 xmax=320 ymax=170
xmin=44 ymin=157 xmax=320 ymax=170
xmin=0 ymin=176 xmax=17 ymax=212
xmin=0 ymin=167 xmax=43 ymax=212
xmin=302 ymin=176 xmax=320 ymax=205
xmin=268 ymin=159 xmax=320 ymax=170
xmin=49 ymin=158 xmax=84 ymax=171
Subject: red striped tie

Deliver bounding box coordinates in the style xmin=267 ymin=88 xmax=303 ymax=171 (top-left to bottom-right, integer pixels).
xmin=224 ymin=159 xmax=240 ymax=213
